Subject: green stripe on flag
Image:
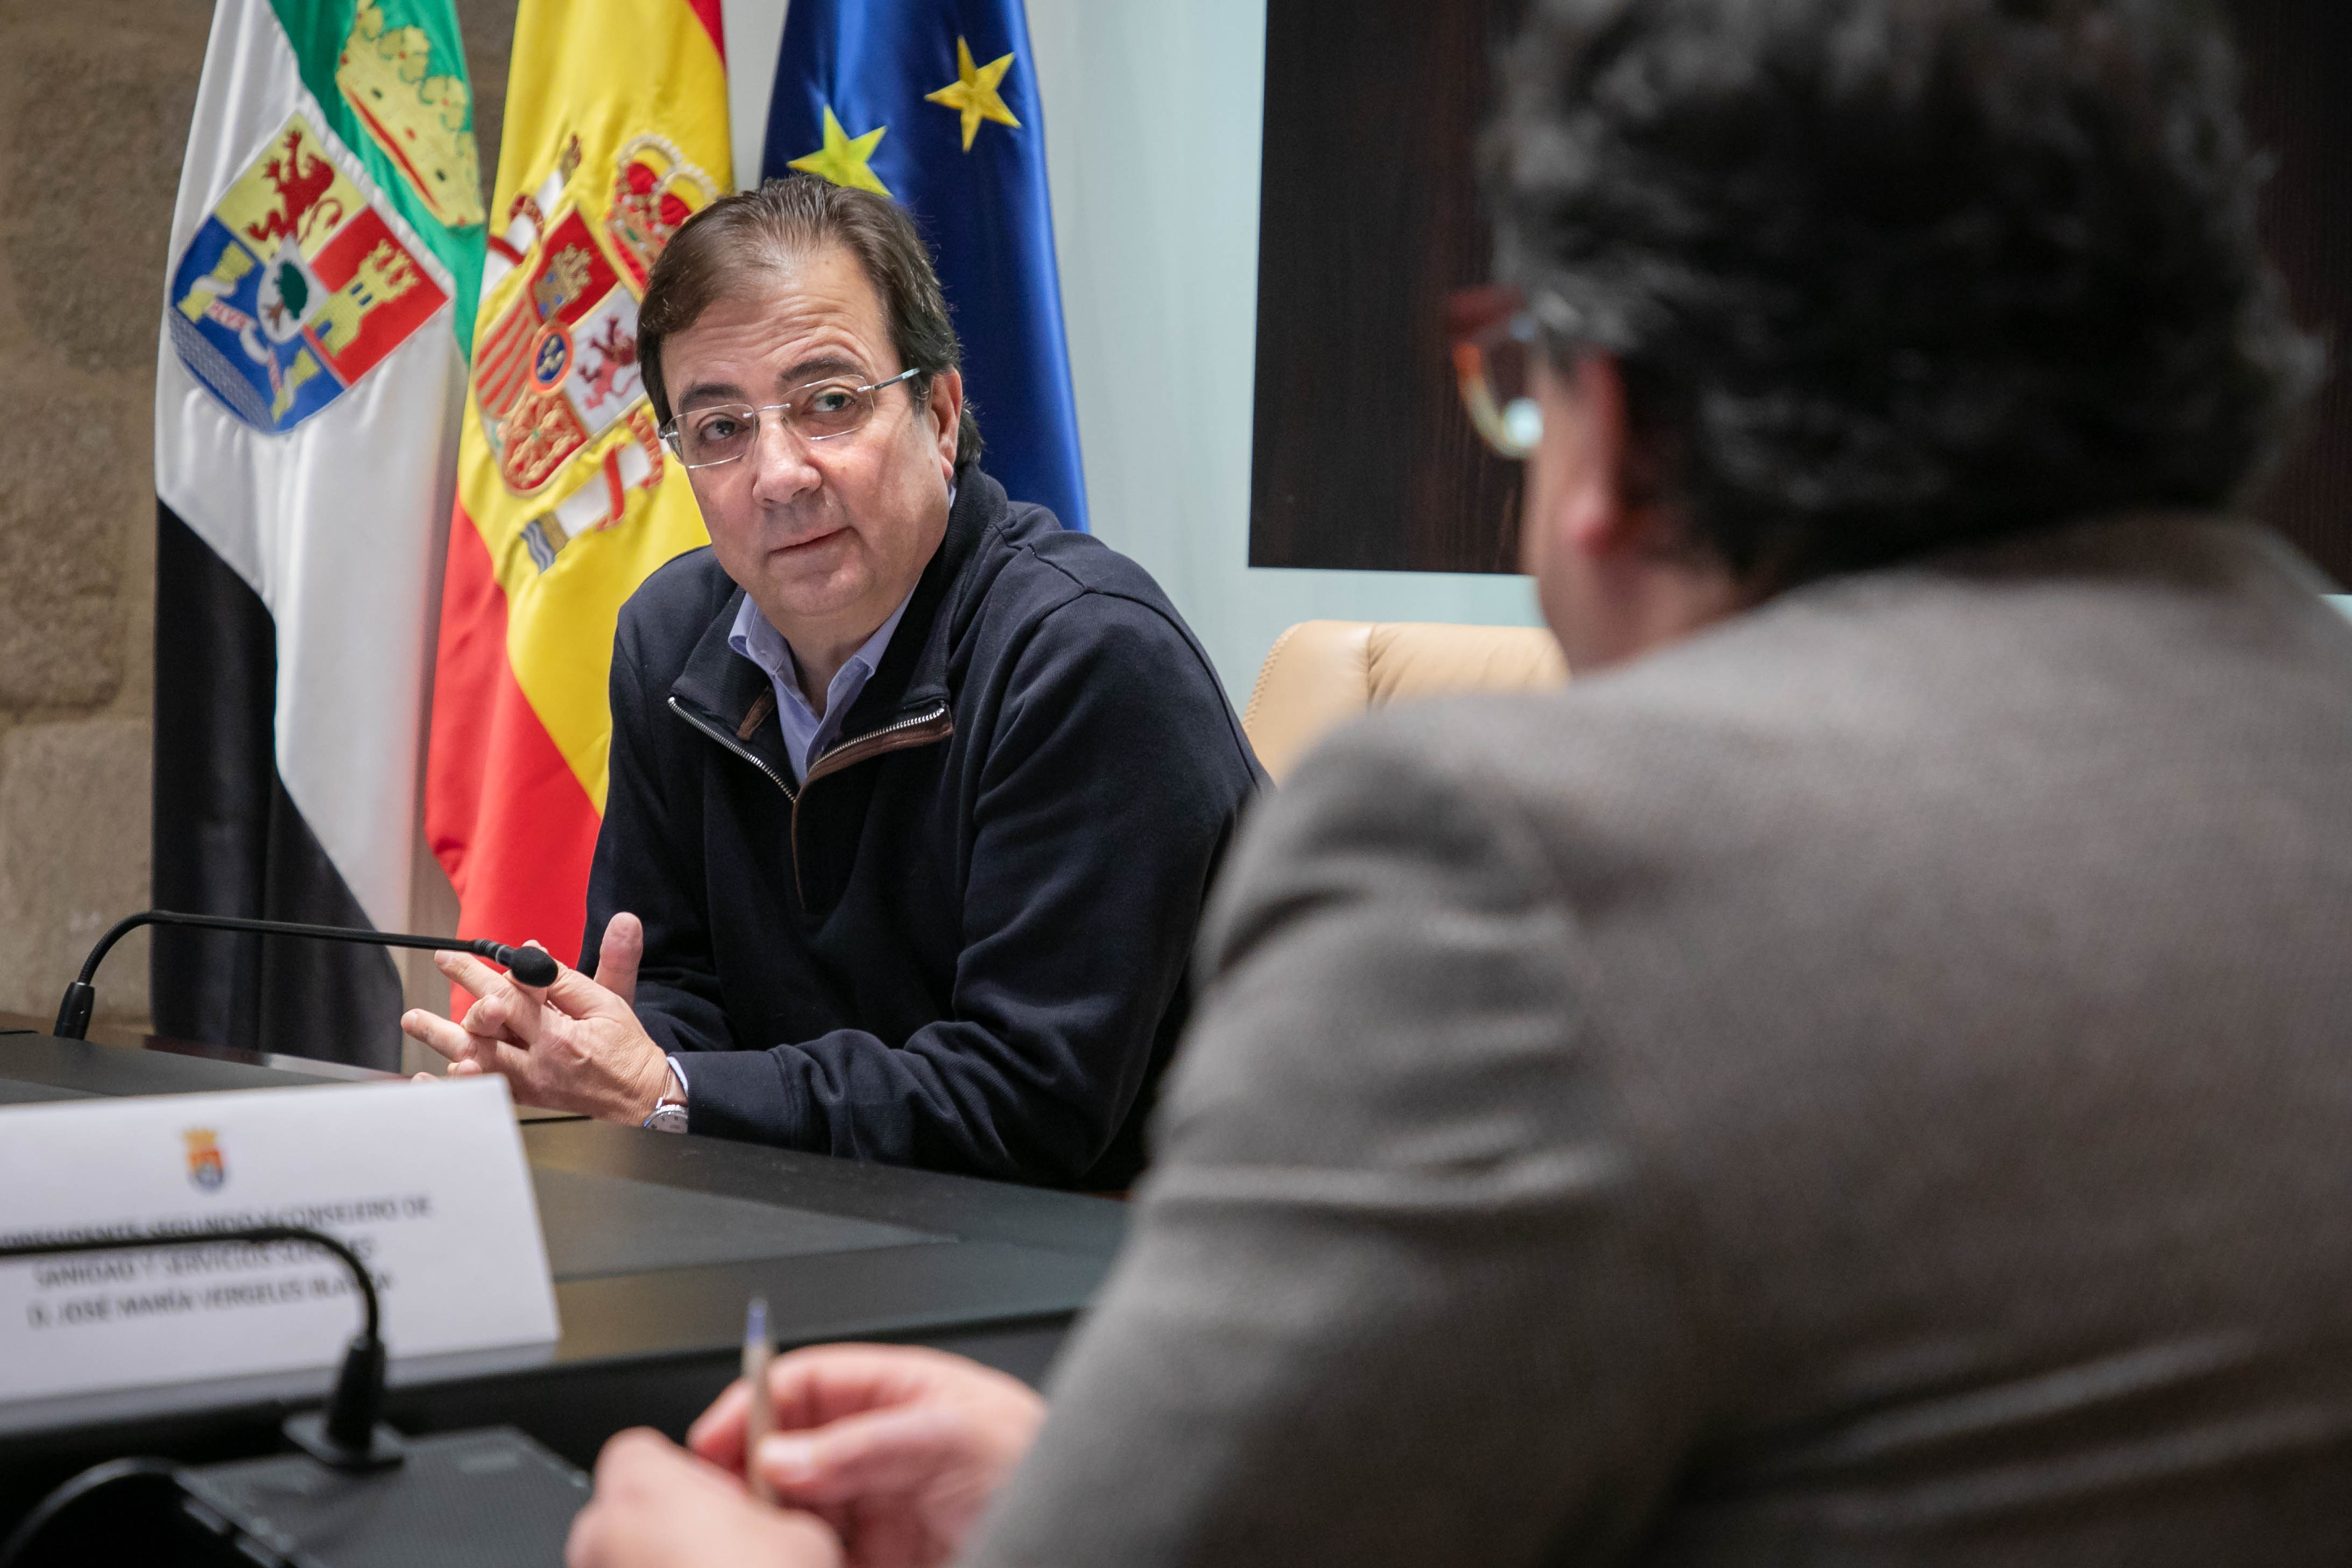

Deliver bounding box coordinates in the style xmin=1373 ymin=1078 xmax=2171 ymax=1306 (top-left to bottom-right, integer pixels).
xmin=268 ymin=0 xmax=487 ymax=357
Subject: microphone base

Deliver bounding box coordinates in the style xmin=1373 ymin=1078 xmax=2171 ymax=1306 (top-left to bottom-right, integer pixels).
xmin=281 ymin=1411 xmax=407 ymax=1473
xmin=183 ymin=1427 xmax=586 ymax=1567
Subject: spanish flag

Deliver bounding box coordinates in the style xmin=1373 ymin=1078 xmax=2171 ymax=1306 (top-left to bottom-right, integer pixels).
xmin=426 ymin=1 xmax=728 ymax=982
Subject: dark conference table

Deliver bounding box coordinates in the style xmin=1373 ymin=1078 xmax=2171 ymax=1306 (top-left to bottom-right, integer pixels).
xmin=0 ymin=1017 xmax=1127 ymax=1522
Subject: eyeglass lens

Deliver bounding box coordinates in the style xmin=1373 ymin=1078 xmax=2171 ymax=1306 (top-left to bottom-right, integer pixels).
xmin=1446 ymin=285 xmax=1544 ymax=461
xmin=1460 ymin=320 xmax=1542 ymax=460
xmin=669 ymin=380 xmax=879 ymax=468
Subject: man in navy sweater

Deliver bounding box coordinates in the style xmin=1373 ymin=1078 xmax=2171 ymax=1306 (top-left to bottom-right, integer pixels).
xmin=401 ymin=176 xmax=1261 ymax=1189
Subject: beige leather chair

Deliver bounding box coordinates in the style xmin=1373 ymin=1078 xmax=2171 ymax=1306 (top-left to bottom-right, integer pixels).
xmin=1242 ymin=620 xmax=1569 ymax=783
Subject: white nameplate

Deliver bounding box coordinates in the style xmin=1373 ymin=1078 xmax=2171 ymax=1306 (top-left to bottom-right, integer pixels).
xmin=0 ymin=1077 xmax=559 ymax=1405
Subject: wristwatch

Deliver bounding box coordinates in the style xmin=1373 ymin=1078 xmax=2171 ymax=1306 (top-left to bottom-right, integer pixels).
xmin=642 ymin=1057 xmax=690 ymax=1134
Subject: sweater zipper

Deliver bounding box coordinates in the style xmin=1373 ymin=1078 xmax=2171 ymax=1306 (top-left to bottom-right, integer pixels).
xmin=801 ymin=701 xmax=953 ymax=788
xmin=667 ymin=695 xmax=798 ymax=803
xmin=668 ymin=695 xmax=954 ymax=905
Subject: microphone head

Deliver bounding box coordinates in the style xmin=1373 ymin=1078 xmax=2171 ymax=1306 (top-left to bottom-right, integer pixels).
xmin=499 ymin=946 xmax=560 ymax=987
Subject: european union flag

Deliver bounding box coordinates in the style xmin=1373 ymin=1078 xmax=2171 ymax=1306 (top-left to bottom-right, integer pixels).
xmin=764 ymin=0 xmax=1089 ymax=533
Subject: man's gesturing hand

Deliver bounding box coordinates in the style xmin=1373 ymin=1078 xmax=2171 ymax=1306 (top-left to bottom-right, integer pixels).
xmin=567 ymin=1428 xmax=843 ymax=1568
xmin=688 ymin=1344 xmax=1047 ymax=1568
xmin=399 ymin=913 xmax=673 ymax=1124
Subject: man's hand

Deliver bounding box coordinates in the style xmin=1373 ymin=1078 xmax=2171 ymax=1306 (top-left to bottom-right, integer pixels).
xmin=567 ymin=1428 xmax=843 ymax=1568
xmin=688 ymin=1344 xmax=1046 ymax=1568
xmin=400 ymin=913 xmax=672 ymax=1123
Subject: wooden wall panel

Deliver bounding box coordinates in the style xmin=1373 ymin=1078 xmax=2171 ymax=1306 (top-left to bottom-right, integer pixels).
xmin=1249 ymin=0 xmax=2351 ymax=584
xmin=1247 ymin=0 xmax=1522 ymax=573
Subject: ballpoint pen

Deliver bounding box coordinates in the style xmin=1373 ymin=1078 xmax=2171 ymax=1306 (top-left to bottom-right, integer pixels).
xmin=744 ymin=1295 xmax=775 ymax=1503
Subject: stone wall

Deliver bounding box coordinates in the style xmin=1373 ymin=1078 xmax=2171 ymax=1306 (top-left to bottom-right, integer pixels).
xmin=0 ymin=0 xmax=513 ymax=1033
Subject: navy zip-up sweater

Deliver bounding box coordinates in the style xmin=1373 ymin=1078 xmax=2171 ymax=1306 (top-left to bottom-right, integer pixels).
xmin=583 ymin=469 xmax=1264 ymax=1188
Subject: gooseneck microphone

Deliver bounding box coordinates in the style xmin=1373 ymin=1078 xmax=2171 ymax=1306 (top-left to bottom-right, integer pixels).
xmin=53 ymin=910 xmax=561 ymax=1041
xmin=0 ymin=1224 xmax=402 ymax=1471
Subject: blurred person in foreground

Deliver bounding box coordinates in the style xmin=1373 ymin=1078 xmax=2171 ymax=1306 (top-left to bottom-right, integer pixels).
xmin=570 ymin=0 xmax=2352 ymax=1562
xmin=404 ymin=178 xmax=1260 ymax=1187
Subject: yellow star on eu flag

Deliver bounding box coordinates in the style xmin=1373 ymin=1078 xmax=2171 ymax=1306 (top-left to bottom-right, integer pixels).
xmin=788 ymin=105 xmax=892 ymax=197
xmin=924 ymin=37 xmax=1021 ymax=152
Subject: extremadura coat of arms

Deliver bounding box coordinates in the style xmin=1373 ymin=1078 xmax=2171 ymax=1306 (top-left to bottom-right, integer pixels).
xmin=166 ymin=3 xmax=482 ymax=436
xmin=168 ymin=112 xmax=448 ymax=435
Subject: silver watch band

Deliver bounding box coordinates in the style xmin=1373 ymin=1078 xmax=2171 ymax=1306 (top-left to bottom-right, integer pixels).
xmin=642 ymin=1056 xmax=689 ymax=1133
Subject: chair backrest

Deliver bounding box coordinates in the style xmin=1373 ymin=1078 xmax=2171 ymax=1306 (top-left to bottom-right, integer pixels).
xmin=1242 ymin=620 xmax=1569 ymax=783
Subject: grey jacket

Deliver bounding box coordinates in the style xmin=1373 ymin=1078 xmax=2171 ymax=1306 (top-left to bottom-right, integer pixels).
xmin=969 ymin=517 xmax=2352 ymax=1566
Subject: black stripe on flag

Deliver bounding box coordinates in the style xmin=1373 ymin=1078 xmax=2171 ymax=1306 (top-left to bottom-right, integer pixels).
xmin=152 ymin=501 xmax=406 ymax=1069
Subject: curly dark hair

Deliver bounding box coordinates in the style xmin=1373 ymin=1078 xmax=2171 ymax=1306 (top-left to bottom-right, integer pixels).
xmin=1484 ymin=0 xmax=2324 ymax=584
xmin=638 ymin=175 xmax=982 ymax=470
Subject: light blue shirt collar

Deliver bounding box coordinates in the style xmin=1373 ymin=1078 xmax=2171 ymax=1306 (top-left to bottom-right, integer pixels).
xmin=728 ymin=589 xmax=916 ymax=783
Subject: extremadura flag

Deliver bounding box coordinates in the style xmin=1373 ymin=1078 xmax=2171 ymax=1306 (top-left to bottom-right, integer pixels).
xmin=153 ymin=0 xmax=483 ymax=1065
xmin=763 ymin=0 xmax=1089 ymax=533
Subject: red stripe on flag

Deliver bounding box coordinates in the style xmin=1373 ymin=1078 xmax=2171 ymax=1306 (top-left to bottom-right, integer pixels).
xmin=426 ymin=504 xmax=601 ymax=1005
xmin=603 ymin=447 xmax=625 ymax=521
xmin=425 ymin=499 xmax=505 ymax=906
xmin=685 ymin=0 xmax=724 ymax=62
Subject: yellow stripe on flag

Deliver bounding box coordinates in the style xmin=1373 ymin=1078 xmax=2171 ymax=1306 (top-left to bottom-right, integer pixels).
xmin=456 ymin=0 xmax=729 ymax=811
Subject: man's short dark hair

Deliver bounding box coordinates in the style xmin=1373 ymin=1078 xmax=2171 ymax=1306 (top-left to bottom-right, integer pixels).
xmin=638 ymin=175 xmax=983 ymax=469
xmin=1485 ymin=0 xmax=2325 ymax=585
